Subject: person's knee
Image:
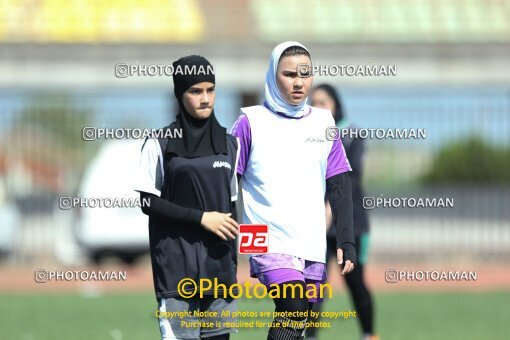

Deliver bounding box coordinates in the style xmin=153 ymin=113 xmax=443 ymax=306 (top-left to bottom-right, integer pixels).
xmin=272 ymin=281 xmax=309 ymax=319
xmin=267 ymin=316 xmax=307 ymax=340
xmin=268 ymin=281 xmax=310 ymax=339
xmin=281 ymin=298 xmax=308 ymax=315
xmin=355 ymin=293 xmax=373 ymax=310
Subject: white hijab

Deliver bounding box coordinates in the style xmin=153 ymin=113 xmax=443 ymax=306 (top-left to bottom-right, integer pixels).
xmin=264 ymin=41 xmax=311 ymax=118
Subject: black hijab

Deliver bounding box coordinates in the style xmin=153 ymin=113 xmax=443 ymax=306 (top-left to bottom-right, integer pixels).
xmin=166 ymin=55 xmax=226 ymax=158
xmin=314 ymin=84 xmax=345 ymax=124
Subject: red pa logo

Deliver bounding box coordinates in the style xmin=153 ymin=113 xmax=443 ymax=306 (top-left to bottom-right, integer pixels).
xmin=238 ymin=224 xmax=268 ymax=254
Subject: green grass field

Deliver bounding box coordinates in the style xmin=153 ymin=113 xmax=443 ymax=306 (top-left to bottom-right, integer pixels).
xmin=1 ymin=291 xmax=508 ymax=340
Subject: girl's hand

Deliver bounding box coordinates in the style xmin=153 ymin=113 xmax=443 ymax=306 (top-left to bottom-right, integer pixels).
xmin=337 ymin=248 xmax=355 ymax=275
xmin=200 ymin=212 xmax=239 ymax=241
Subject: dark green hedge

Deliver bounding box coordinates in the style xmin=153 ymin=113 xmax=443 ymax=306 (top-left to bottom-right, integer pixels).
xmin=421 ymin=137 xmax=510 ymax=184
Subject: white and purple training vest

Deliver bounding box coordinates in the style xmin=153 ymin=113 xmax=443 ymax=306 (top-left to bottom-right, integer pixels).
xmin=231 ymin=104 xmax=351 ymax=263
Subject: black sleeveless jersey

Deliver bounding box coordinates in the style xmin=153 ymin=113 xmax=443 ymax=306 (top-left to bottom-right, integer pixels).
xmin=148 ymin=130 xmax=239 ymax=299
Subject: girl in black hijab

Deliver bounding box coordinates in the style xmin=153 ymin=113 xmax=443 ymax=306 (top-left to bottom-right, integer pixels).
xmin=136 ymin=55 xmax=240 ymax=340
xmin=168 ymin=55 xmax=227 ymax=157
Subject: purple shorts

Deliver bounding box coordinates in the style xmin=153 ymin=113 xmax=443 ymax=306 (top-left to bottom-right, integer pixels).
xmin=249 ymin=253 xmax=327 ymax=303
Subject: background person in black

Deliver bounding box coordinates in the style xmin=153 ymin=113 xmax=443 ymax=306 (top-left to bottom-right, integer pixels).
xmin=308 ymin=84 xmax=378 ymax=340
xmin=135 ymin=55 xmax=240 ymax=340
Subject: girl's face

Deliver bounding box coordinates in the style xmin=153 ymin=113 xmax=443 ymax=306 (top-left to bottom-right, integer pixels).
xmin=181 ymin=82 xmax=216 ymax=119
xmin=311 ymin=88 xmax=336 ymax=117
xmin=276 ymin=55 xmax=313 ymax=105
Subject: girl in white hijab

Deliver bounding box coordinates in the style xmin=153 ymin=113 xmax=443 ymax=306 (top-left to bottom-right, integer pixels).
xmin=231 ymin=41 xmax=356 ymax=340
xmin=264 ymin=41 xmax=312 ymax=118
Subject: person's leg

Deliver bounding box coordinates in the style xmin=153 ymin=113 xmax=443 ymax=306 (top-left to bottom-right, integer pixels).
xmin=157 ymin=297 xmax=200 ymax=340
xmin=344 ymin=263 xmax=374 ymax=336
xmin=306 ymin=300 xmax=321 ymax=339
xmin=199 ymin=296 xmax=237 ymax=339
xmin=267 ymin=279 xmax=309 ymax=340
xmin=344 ymin=233 xmax=376 ymax=339
xmin=251 ymin=256 xmax=315 ymax=339
xmin=256 ymin=269 xmax=309 ymax=340
xmin=305 ymin=236 xmax=335 ymax=340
